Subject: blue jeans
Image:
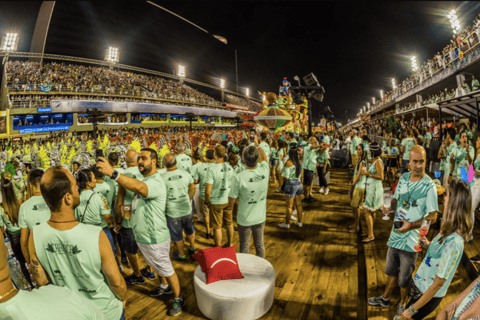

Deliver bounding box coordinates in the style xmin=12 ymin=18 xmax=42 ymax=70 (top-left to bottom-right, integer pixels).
xmin=400 ymin=159 xmax=409 ymax=175
xmin=439 ymin=170 xmax=445 ymax=186
xmin=120 ymin=308 xmax=125 ymax=320
xmin=103 ymin=227 xmax=116 ymax=257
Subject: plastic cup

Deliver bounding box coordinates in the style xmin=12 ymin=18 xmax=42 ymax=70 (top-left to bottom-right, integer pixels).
xmin=123 ymin=205 xmax=132 ymax=219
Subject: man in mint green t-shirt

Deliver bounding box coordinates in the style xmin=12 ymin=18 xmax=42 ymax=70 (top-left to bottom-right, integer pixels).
xmin=175 ymin=142 xmax=193 ymax=174
xmin=0 ymin=232 xmax=107 ymax=320
xmin=229 ymin=145 xmax=268 ymax=257
xmin=368 ymin=146 xmax=437 ymax=314
xmin=400 ymin=131 xmax=415 ymax=174
xmin=161 ymin=153 xmax=196 ymax=261
xmin=301 ymin=137 xmax=320 ymax=202
xmin=259 ymin=132 xmax=271 ymax=162
xmin=205 ymin=145 xmax=235 ymax=247
xmin=97 ymin=148 xmax=185 ymax=316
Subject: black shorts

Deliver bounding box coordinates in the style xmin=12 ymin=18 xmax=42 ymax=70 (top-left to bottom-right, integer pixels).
xmin=7 ymin=232 xmax=26 ymax=265
xmin=119 ymin=227 xmax=139 ymax=254
xmin=303 ymin=169 xmax=314 ymax=185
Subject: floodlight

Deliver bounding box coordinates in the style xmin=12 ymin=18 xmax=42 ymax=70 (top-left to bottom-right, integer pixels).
xmin=448 ymin=10 xmax=461 ymax=35
xmin=178 ymin=65 xmax=186 ymax=77
xmin=1 ymin=33 xmax=19 ymax=52
xmin=380 ymin=90 xmax=383 ymax=99
xmin=373 ymin=97 xmax=376 ymax=104
xmin=105 ymin=47 xmax=119 ymax=63
xmin=220 ymin=79 xmax=225 ymax=89
xmin=367 ymin=102 xmax=370 ymax=110
xmin=246 ymin=88 xmax=249 ymax=96
xmin=303 ymin=73 xmax=320 ymax=86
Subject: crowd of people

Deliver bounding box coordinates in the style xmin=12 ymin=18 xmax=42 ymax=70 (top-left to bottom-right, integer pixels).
xmin=225 ymin=94 xmax=263 ymax=112
xmin=6 ymin=61 xmax=224 ymax=108
xmin=1 ymin=113 xmax=480 ymax=319
xmin=368 ymin=13 xmax=480 ymax=111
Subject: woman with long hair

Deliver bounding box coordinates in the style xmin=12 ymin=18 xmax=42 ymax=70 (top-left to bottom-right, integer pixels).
xmin=349 ymin=144 xmax=367 ymax=233
xmin=360 ymin=142 xmax=384 ymax=243
xmin=0 ymin=175 xmax=31 ymax=286
xmin=278 ymin=147 xmax=303 ymax=229
xmin=401 ymin=178 xmax=472 ymax=319
xmin=275 ymin=140 xmax=287 ymax=193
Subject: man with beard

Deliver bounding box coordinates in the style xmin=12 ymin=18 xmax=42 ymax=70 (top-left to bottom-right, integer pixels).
xmin=27 ymin=166 xmax=127 ymax=320
xmin=96 ymin=148 xmax=185 ymax=317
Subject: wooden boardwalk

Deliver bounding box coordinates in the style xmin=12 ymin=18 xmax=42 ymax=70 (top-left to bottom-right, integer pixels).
xmin=123 ymin=168 xmax=477 ymax=320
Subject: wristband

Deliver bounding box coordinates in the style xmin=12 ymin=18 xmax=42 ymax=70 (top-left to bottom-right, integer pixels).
xmin=408 ymin=305 xmax=418 ymax=315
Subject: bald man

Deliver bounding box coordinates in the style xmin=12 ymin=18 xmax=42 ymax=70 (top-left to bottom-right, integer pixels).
xmin=161 ymin=153 xmax=196 ymax=261
xmin=0 ymin=233 xmax=107 ymax=319
xmin=369 ymin=146 xmax=438 ymax=318
xmin=28 ymin=166 xmax=126 ymax=320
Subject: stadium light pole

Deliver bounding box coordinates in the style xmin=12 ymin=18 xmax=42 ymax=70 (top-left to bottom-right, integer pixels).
xmin=105 ymin=47 xmax=119 ymax=69
xmin=1 ymin=33 xmax=19 ymax=65
xmin=220 ymin=79 xmax=226 ymax=103
xmin=448 ymin=10 xmax=461 ymax=34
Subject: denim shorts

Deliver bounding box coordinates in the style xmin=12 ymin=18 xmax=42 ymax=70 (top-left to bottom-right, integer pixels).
xmin=384 ymin=246 xmax=419 ymax=288
xmin=103 ymin=227 xmax=116 ymax=257
xmin=166 ymin=213 xmax=195 ymax=242
xmin=284 ymin=180 xmax=304 ymax=197
xmin=119 ymin=227 xmax=139 ymax=254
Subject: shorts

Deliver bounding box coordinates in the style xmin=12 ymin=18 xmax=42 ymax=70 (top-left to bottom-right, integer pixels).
xmin=119 ymin=227 xmax=139 ymax=254
xmin=303 ymin=169 xmax=314 ymax=185
xmin=103 ymin=227 xmax=116 ymax=257
xmin=386 ymin=158 xmax=398 ymax=168
xmin=210 ymin=203 xmax=233 ymax=229
xmin=271 ymin=158 xmax=278 ymax=166
xmin=166 ymin=213 xmax=195 ymax=242
xmin=384 ymin=247 xmax=419 ymax=288
xmin=137 ymin=239 xmax=175 ymax=278
xmin=7 ymin=232 xmax=25 ymax=265
xmin=284 ymin=180 xmax=303 ymax=197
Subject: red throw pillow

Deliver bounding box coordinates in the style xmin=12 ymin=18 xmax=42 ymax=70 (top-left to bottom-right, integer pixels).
xmin=192 ymin=246 xmax=223 ymax=273
xmin=203 ymin=245 xmax=244 ymax=284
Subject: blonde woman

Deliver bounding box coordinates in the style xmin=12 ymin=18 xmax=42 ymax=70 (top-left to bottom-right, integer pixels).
xmin=400 ymin=178 xmax=472 ymax=319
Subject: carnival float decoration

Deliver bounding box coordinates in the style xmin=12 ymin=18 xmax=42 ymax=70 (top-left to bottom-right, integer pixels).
xmin=254 ymin=77 xmax=309 ymax=133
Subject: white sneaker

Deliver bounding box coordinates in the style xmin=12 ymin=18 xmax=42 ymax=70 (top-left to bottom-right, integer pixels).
xmin=319 ymin=187 xmax=325 ymax=194
xmin=275 ymin=189 xmax=282 ymax=193
xmin=294 ymin=221 xmax=303 ymax=227
xmin=278 ymin=223 xmax=290 ymax=229
xmin=324 ymin=188 xmax=330 ymax=195
xmin=290 ymin=215 xmax=297 ymax=221
xmin=293 ymin=210 xmax=298 ymax=215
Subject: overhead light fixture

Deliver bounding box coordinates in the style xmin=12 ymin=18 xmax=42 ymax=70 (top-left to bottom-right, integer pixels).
xmin=178 ymin=65 xmax=186 ymax=77
xmin=1 ymin=33 xmax=19 ymax=52
xmin=105 ymin=47 xmax=119 ymax=63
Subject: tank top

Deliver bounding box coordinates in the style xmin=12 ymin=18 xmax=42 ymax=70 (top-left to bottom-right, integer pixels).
xmin=33 ymin=223 xmax=123 ymax=320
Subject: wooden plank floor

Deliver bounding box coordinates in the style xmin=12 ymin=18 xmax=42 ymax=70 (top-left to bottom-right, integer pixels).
xmin=123 ymin=169 xmax=358 ymax=319
xmin=122 ymin=168 xmax=475 ymax=319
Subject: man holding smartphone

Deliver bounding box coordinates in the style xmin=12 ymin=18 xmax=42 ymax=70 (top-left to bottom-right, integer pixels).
xmin=368 ymin=146 xmax=438 ymax=320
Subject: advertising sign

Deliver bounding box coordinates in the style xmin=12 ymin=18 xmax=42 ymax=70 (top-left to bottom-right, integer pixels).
xmin=37 ymin=107 xmax=51 ymax=113
xmin=0 ymin=111 xmax=9 ymax=138
xmin=19 ymin=125 xmax=70 ymax=134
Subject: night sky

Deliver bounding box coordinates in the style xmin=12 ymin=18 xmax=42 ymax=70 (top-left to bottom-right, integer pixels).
xmin=1 ymin=1 xmax=480 ymax=124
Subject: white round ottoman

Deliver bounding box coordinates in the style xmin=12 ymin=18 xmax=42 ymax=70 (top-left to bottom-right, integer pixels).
xmin=193 ymin=253 xmax=276 ymax=320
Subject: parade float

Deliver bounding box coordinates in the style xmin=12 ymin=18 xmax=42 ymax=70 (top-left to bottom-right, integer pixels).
xmin=254 ymin=78 xmax=310 ymax=134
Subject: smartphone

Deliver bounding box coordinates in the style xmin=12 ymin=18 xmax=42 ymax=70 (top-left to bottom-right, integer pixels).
xmin=394 ymin=221 xmax=403 ymax=229
xmin=95 ymin=149 xmax=104 ymax=160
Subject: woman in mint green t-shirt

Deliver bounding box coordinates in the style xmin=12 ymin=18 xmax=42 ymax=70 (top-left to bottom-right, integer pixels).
xmin=278 ymin=147 xmax=303 ymax=229
xmin=401 ymin=178 xmax=472 ymax=319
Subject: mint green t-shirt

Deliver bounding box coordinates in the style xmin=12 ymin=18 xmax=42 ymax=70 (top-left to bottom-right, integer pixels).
xmin=161 ymin=169 xmax=194 ymax=218
xmin=176 ymin=153 xmax=193 ymax=174
xmin=18 ymin=196 xmax=51 ymax=230
xmin=302 ymin=145 xmax=318 ymax=172
xmin=270 ymin=147 xmax=278 ymax=160
xmin=0 ymin=207 xmax=20 ymax=235
xmin=439 ymin=141 xmax=457 ymax=174
xmin=74 ymin=190 xmax=111 ymax=229
xmin=316 ymin=148 xmax=330 ymax=164
xmin=260 ymin=141 xmax=271 ymax=161
xmin=33 ymin=223 xmax=122 ymax=320
xmin=452 ymin=145 xmax=475 ymax=177
xmin=350 ymin=136 xmax=362 ymax=155
xmin=229 ymin=161 xmax=269 ymax=226
xmin=120 ymin=166 xmax=142 ymax=229
xmin=192 ymin=162 xmax=213 ymax=200
xmin=413 ymin=233 xmax=464 ymax=297
xmin=401 ymin=137 xmax=415 ymax=160
xmin=94 ymin=181 xmax=115 ymax=217
xmin=282 ymin=165 xmax=301 ymax=181
xmin=131 ymin=172 xmax=170 ymax=245
xmin=205 ymin=163 xmax=235 ymax=205
xmin=387 ymin=173 xmax=438 ymax=252
xmin=0 ymin=284 xmax=107 ymax=320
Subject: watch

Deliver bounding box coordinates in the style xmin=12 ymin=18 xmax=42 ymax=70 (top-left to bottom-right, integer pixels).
xmin=111 ymin=170 xmax=120 ymax=181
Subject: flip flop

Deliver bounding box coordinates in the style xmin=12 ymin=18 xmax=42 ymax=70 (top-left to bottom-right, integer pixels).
xmin=362 ymin=237 xmax=375 ymax=243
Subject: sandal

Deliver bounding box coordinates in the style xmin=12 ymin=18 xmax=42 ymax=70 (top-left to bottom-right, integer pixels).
xmin=362 ymin=236 xmax=375 ymax=243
